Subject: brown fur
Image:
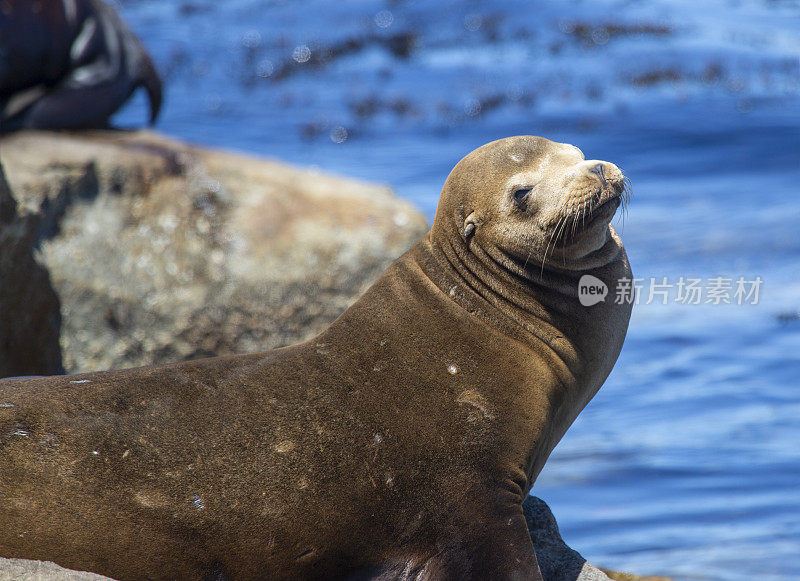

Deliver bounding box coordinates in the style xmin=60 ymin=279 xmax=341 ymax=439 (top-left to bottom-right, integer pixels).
xmin=0 ymin=136 xmax=632 ymax=580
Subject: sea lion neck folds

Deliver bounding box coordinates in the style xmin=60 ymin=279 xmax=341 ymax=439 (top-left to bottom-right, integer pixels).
xmin=425 ymin=134 xmax=633 ymax=405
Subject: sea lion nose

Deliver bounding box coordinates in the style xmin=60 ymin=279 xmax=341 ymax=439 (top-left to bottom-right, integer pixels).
xmin=589 ymin=163 xmax=607 ymax=186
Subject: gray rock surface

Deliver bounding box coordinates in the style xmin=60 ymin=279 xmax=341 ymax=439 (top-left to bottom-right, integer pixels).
xmin=0 ymin=130 xmax=427 ymax=374
xmin=0 ymin=497 xmax=668 ymax=580
xmin=525 ymin=496 xmax=611 ymax=581
xmin=0 ymin=160 xmax=63 ymax=377
xmin=523 ymin=497 xmax=670 ymax=581
xmin=0 ymin=558 xmax=112 ymax=581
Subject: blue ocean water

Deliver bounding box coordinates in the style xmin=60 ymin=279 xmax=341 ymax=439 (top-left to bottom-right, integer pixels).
xmin=113 ymin=1 xmax=800 ymax=578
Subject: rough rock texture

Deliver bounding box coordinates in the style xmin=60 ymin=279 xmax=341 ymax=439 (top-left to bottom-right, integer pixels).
xmin=0 ymin=160 xmax=63 ymax=377
xmin=524 ymin=497 xmax=672 ymax=581
xmin=0 ymin=130 xmax=427 ymax=374
xmin=525 ymin=496 xmax=608 ymax=580
xmin=0 ymin=558 xmax=113 ymax=580
xmin=0 ymin=497 xmax=669 ymax=580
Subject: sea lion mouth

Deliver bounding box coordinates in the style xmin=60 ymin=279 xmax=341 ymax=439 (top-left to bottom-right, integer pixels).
xmin=549 ymin=176 xmax=630 ymax=248
xmin=584 ymin=194 xmax=621 ymax=226
xmin=553 ymin=195 xmax=619 ymax=246
xmin=577 ymin=173 xmax=630 ymax=228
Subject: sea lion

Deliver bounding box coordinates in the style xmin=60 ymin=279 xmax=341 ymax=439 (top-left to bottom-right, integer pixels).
xmin=0 ymin=136 xmax=632 ymax=580
xmin=0 ymin=0 xmax=162 ymax=132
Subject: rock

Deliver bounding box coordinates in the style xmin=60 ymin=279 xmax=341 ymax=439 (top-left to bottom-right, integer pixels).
xmin=0 ymin=130 xmax=428 ymax=374
xmin=0 ymin=497 xmax=669 ymax=580
xmin=524 ymin=495 xmax=606 ymax=580
xmin=524 ymin=496 xmax=672 ymax=581
xmin=0 ymin=160 xmax=63 ymax=377
xmin=601 ymin=571 xmax=672 ymax=581
xmin=0 ymin=558 xmax=112 ymax=580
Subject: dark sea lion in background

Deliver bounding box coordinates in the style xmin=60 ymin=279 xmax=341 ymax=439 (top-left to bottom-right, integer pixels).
xmin=0 ymin=136 xmax=632 ymax=580
xmin=0 ymin=0 xmax=162 ymax=132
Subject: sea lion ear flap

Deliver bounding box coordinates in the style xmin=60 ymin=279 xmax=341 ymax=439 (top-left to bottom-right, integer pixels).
xmin=463 ymin=212 xmax=477 ymax=239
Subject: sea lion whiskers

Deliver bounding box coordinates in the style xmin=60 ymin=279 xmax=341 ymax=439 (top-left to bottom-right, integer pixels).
xmin=604 ymin=171 xmax=632 ymax=233
xmin=538 ymin=216 xmax=561 ymax=274
xmin=540 ymin=209 xmax=573 ymax=273
xmin=564 ymin=173 xmax=630 ymax=244
xmin=520 ymin=195 xmax=565 ymax=271
xmin=621 ymin=172 xmax=633 ymax=221
xmin=531 ymin=171 xmax=629 ymax=273
xmin=614 ymin=173 xmax=632 ymax=233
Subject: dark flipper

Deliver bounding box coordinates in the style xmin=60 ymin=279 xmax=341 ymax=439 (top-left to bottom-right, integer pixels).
xmin=439 ymin=478 xmax=544 ymax=580
xmin=0 ymin=0 xmax=162 ymax=131
xmin=136 ymin=49 xmax=163 ymax=125
xmin=93 ymin=0 xmax=163 ymax=125
xmin=465 ymin=511 xmax=544 ymax=581
xmin=2 ymin=78 xmax=129 ymax=130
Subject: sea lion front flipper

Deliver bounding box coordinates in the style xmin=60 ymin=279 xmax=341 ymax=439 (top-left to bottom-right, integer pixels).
xmin=92 ymin=0 xmax=163 ymax=125
xmin=467 ymin=511 xmax=544 ymax=581
xmin=423 ymin=499 xmax=543 ymax=581
xmin=1 ymin=85 xmax=47 ymax=130
xmin=3 ymin=78 xmax=125 ymax=130
xmin=135 ymin=49 xmax=162 ymax=125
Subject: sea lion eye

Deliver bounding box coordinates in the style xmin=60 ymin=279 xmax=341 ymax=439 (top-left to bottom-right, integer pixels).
xmin=512 ymin=187 xmax=532 ymax=205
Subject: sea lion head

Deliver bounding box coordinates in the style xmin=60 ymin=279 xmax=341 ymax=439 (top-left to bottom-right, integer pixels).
xmin=432 ymin=135 xmax=629 ymax=273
